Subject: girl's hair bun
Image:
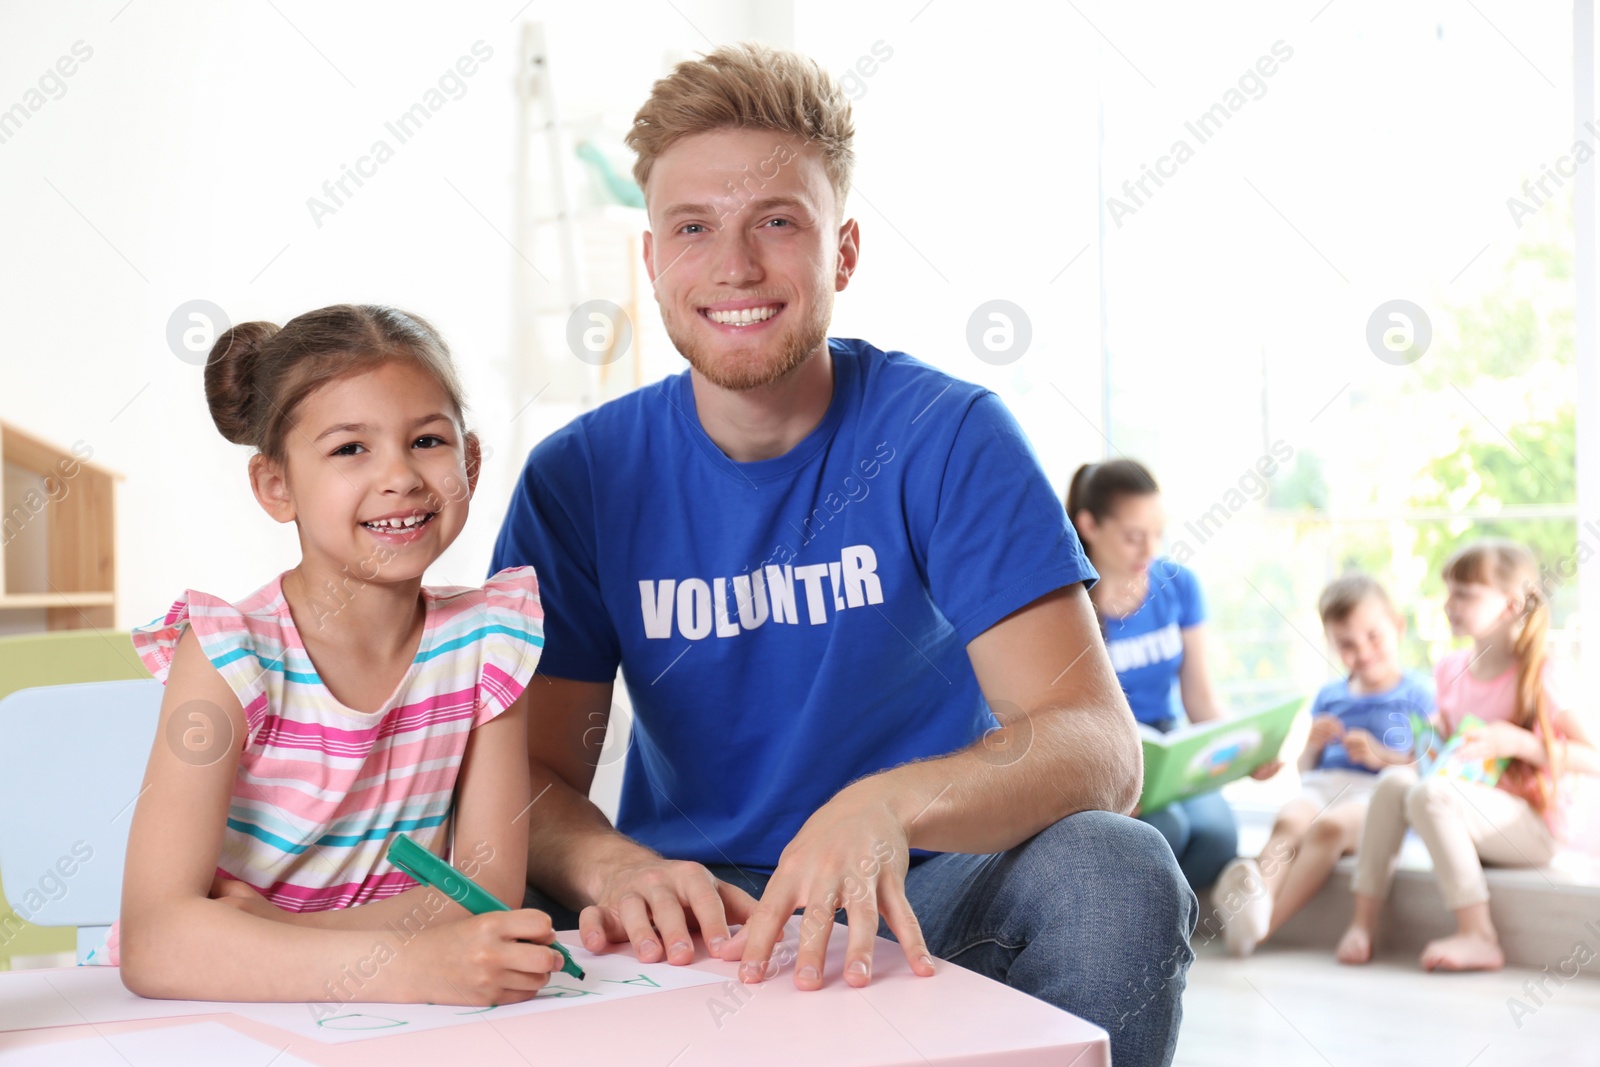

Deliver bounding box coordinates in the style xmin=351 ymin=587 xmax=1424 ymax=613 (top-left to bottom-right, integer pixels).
xmin=198 ymin=305 xmax=467 ymax=463
xmin=204 ymin=321 xmax=279 ymax=447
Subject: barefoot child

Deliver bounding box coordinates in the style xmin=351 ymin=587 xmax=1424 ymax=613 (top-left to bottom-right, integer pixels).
xmin=1215 ymin=573 xmax=1431 ymax=956
xmin=1336 ymin=539 xmax=1600 ymax=971
xmin=109 ymin=305 xmax=565 ymax=1005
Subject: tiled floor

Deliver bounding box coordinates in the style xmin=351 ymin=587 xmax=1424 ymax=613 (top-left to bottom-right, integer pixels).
xmin=1176 ymin=942 xmax=1600 ymax=1066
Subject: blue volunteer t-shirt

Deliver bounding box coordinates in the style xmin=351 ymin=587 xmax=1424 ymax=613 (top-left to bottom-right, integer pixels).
xmin=489 ymin=338 xmax=1098 ymax=872
xmin=1311 ymin=670 xmax=1434 ymax=772
xmin=1101 ymin=559 xmax=1204 ymax=728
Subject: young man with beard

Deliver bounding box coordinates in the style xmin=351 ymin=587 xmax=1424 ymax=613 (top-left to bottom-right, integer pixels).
xmin=491 ymin=42 xmax=1196 ymax=1067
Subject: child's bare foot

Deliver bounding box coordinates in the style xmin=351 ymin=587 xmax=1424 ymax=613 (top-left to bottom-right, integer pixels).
xmin=1420 ymin=932 xmax=1504 ymax=972
xmin=1335 ymin=925 xmax=1373 ymax=965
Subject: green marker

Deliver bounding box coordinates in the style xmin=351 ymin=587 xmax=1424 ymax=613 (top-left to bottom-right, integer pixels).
xmin=386 ymin=832 xmax=585 ymax=981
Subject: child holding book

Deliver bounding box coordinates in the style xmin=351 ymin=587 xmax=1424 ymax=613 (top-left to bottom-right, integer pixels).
xmin=1215 ymin=573 xmax=1432 ymax=956
xmin=1336 ymin=539 xmax=1600 ymax=971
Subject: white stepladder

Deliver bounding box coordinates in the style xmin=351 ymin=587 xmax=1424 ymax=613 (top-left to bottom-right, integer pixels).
xmin=510 ymin=19 xmax=651 ymax=454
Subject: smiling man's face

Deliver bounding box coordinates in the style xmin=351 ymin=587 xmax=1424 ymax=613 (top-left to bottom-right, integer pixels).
xmin=642 ymin=127 xmax=858 ymax=392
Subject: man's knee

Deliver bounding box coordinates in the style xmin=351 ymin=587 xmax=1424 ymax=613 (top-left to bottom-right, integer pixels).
xmin=1029 ymin=811 xmax=1197 ymax=930
xmin=1035 ymin=807 xmax=1165 ymax=851
xmin=1052 ymin=814 xmax=1197 ymax=1033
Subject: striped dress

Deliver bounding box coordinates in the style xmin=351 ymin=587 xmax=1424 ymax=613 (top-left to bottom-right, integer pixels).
xmin=94 ymin=566 xmax=543 ymax=963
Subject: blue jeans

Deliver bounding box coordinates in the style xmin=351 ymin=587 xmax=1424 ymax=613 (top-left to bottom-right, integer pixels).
xmin=524 ymin=810 xmax=1196 ymax=1067
xmin=1139 ymin=789 xmax=1238 ymax=891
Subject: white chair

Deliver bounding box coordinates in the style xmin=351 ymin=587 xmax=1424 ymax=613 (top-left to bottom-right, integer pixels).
xmin=0 ymin=679 xmax=163 ymax=962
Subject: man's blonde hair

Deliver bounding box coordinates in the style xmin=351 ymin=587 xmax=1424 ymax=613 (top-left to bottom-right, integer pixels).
xmin=625 ymin=42 xmax=856 ymax=208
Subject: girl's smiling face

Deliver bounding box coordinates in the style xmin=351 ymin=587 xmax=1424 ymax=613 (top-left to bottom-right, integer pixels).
xmin=251 ymin=360 xmax=479 ymax=583
xmin=1443 ymin=577 xmax=1517 ymax=640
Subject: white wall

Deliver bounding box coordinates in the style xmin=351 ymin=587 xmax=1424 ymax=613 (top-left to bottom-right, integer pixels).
xmin=0 ymin=0 xmax=785 ymax=634
xmin=795 ymin=0 xmax=1108 ymax=491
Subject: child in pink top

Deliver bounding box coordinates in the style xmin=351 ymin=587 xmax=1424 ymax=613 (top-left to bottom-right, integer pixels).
xmin=1336 ymin=539 xmax=1600 ymax=972
xmin=113 ymin=305 xmax=565 ymax=1008
xmin=1433 ymin=647 xmax=1573 ymax=836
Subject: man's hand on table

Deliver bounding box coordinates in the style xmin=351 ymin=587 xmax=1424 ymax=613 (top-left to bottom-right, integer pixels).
xmin=577 ymin=856 xmax=760 ymax=966
xmin=717 ymin=779 xmax=939 ymax=990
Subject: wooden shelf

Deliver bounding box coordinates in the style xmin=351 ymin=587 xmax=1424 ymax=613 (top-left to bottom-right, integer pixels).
xmin=0 ymin=422 xmax=121 ymax=631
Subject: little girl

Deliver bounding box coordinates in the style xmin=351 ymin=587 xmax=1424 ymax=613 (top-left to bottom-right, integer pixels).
xmin=1336 ymin=538 xmax=1599 ymax=971
xmin=109 ymin=304 xmax=563 ymax=1006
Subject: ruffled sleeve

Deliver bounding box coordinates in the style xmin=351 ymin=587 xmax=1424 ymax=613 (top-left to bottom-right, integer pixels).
xmin=474 ymin=566 xmax=545 ymax=727
xmin=129 ymin=590 xmax=270 ymax=737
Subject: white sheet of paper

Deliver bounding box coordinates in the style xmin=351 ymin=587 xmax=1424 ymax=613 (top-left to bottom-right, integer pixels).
xmin=0 ymin=1020 xmax=319 ymax=1067
xmin=0 ymin=939 xmax=736 ymax=1045
xmin=237 ymin=943 xmax=730 ymax=1043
